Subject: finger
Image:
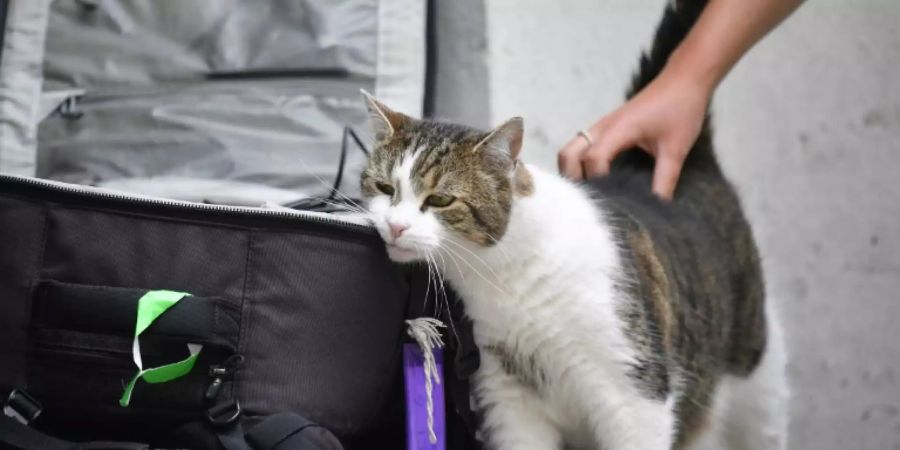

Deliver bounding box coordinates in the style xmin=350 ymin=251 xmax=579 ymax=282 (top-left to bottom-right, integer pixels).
xmin=652 ymin=153 xmax=685 ymax=201
xmin=581 ymin=150 xmax=610 ymax=177
xmin=558 ymin=136 xmax=591 ymax=180
xmin=581 ymin=124 xmax=637 ymax=178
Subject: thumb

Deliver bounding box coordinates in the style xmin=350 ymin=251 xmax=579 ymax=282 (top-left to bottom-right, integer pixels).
xmin=652 ymin=152 xmax=685 ymax=201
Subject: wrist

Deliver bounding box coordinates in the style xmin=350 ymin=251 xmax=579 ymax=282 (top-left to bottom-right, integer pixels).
xmin=661 ymin=44 xmax=722 ymax=97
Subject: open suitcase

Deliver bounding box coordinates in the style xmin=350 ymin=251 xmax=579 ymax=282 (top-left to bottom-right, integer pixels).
xmin=0 ymin=1 xmax=481 ymax=449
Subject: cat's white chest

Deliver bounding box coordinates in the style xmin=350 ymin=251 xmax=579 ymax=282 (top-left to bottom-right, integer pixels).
xmin=464 ymin=293 xmax=607 ymax=444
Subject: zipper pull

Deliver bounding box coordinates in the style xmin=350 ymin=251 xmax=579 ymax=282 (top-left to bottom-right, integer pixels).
xmin=57 ymin=97 xmax=84 ymax=120
xmin=209 ymin=354 xmax=245 ymax=377
xmin=205 ymin=354 xmax=245 ymax=401
xmin=205 ymin=377 xmax=223 ymax=401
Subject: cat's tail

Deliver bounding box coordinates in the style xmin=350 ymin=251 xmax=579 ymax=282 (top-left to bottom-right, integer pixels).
xmin=626 ymin=0 xmax=718 ymax=172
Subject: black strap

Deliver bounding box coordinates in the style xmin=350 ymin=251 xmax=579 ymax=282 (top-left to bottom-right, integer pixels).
xmin=78 ymin=443 xmax=149 ymax=450
xmin=214 ymin=423 xmax=249 ymax=450
xmin=245 ymin=414 xmax=317 ymax=450
xmin=0 ymin=415 xmax=150 ymax=450
xmin=215 ymin=413 xmax=342 ymax=450
xmin=0 ymin=415 xmax=73 ymax=450
xmin=0 ymin=412 xmax=344 ymax=450
xmin=206 ymin=399 xmax=249 ymax=450
xmin=32 ymin=281 xmax=240 ymax=349
xmin=444 ymin=293 xmax=482 ymax=438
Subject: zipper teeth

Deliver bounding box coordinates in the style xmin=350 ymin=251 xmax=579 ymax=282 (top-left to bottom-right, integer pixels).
xmin=0 ymin=175 xmax=373 ymax=231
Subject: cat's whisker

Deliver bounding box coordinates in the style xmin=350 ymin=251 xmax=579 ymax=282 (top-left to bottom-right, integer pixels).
xmin=320 ymin=198 xmax=369 ymax=215
xmin=434 ymin=243 xmax=466 ymax=283
xmin=423 ymin=251 xmax=458 ymax=341
xmin=429 ymin=255 xmax=441 ymax=298
xmin=422 ymin=250 xmax=434 ymax=311
xmin=326 ymin=190 xmax=369 ymax=215
xmin=287 ymin=151 xmax=369 ymax=213
xmin=484 ymin=232 xmax=514 ymax=264
xmin=413 ymin=250 xmax=460 ymax=343
xmin=441 ymin=237 xmax=509 ymax=286
xmin=435 ymin=252 xmax=458 ymax=338
xmin=438 ymin=243 xmax=512 ymax=298
xmin=410 ymin=244 xmax=440 ymax=315
xmin=426 ymin=252 xmax=445 ymax=316
xmin=410 ymin=244 xmax=443 ymax=315
xmin=427 ymin=248 xmax=460 ymax=342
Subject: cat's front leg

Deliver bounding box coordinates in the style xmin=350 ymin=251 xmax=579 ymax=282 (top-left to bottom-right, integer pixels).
xmin=582 ymin=387 xmax=675 ymax=450
xmin=474 ymin=352 xmax=562 ymax=450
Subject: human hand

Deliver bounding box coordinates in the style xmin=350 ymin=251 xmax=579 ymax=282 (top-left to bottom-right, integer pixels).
xmin=557 ymin=71 xmax=713 ymax=200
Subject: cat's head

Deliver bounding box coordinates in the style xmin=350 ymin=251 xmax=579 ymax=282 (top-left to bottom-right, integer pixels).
xmin=359 ymin=92 xmax=529 ymax=263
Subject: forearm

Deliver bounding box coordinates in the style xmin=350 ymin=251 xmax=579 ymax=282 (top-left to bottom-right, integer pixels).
xmin=663 ymin=0 xmax=805 ymax=93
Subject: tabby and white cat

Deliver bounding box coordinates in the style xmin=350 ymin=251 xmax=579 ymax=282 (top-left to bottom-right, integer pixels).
xmin=359 ymin=1 xmax=787 ymax=449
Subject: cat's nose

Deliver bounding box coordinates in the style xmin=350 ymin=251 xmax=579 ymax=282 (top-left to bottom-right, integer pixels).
xmin=388 ymin=222 xmax=409 ymax=240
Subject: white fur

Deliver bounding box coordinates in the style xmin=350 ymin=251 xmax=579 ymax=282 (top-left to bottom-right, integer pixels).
xmin=367 ymin=161 xmax=787 ymax=450
xmin=691 ymin=300 xmax=789 ymax=450
xmin=368 ymin=150 xmax=445 ymax=262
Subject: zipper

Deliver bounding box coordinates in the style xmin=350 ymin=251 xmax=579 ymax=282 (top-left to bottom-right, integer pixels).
xmin=33 ymin=343 xmax=134 ymax=369
xmin=205 ymin=68 xmax=352 ymax=80
xmin=0 ymin=174 xmax=374 ymax=233
xmin=49 ymin=77 xmax=367 ymax=104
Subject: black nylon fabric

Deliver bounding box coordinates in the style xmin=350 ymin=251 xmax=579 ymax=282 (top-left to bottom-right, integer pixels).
xmin=0 ymin=177 xmax=413 ymax=448
xmin=238 ymin=231 xmax=407 ymax=435
xmin=40 ymin=207 xmax=249 ymax=303
xmin=0 ymin=415 xmax=74 ymax=450
xmin=0 ymin=197 xmax=45 ymax=395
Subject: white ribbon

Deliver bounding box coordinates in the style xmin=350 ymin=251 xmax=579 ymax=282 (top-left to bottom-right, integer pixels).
xmin=406 ymin=317 xmax=446 ymax=444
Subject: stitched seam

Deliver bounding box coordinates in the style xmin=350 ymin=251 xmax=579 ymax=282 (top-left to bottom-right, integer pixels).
xmin=214 ymin=298 xmax=220 ymax=345
xmin=234 ymin=229 xmax=254 ymax=400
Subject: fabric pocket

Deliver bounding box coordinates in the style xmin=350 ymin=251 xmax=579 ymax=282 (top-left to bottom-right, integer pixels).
xmin=37 ymin=81 xmax=371 ymax=203
xmin=28 ymin=281 xmax=240 ymax=425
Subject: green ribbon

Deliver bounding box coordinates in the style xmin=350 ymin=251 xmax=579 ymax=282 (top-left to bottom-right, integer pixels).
xmin=119 ymin=290 xmax=203 ymax=407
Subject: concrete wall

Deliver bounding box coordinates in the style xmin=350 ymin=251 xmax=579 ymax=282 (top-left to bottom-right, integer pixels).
xmin=436 ymin=1 xmax=900 ymax=448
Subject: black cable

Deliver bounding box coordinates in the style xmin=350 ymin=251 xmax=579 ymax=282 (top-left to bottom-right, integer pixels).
xmin=423 ymin=0 xmax=438 ymax=118
xmin=347 ymin=127 xmax=370 ymax=157
xmin=328 ymin=126 xmax=370 ymax=202
xmin=0 ymin=0 xmax=9 ymax=68
xmin=328 ymin=127 xmax=351 ymax=202
xmin=286 ymin=126 xmax=370 ymax=211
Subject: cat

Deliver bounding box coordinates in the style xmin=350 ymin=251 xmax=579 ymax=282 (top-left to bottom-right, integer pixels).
xmin=358 ymin=1 xmax=787 ymax=448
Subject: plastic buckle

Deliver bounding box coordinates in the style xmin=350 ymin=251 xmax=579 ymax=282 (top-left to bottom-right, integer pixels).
xmin=57 ymin=96 xmax=84 ymax=119
xmin=3 ymin=390 xmax=43 ymax=425
xmin=207 ymin=399 xmax=242 ymax=428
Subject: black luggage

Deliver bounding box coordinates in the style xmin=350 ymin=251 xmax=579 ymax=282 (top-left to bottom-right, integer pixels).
xmin=0 ymin=175 xmax=414 ymax=449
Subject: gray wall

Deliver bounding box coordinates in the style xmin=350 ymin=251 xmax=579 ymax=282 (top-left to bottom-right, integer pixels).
xmin=436 ymin=1 xmax=900 ymax=448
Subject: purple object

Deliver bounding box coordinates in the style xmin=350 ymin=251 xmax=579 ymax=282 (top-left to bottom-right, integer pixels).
xmin=404 ymin=343 xmax=446 ymax=450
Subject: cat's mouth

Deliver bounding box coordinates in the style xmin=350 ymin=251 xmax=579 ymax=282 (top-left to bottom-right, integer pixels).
xmin=385 ymin=242 xmax=421 ymax=263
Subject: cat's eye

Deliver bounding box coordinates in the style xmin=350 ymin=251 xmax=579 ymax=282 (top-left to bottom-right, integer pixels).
xmin=425 ymin=194 xmax=456 ymax=208
xmin=376 ymin=182 xmax=395 ymax=196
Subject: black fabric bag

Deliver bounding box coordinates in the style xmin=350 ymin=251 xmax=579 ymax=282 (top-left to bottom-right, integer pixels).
xmin=0 ymin=174 xmax=418 ymax=449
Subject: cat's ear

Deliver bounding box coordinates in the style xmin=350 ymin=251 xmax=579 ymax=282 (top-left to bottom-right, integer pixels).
xmin=474 ymin=117 xmax=524 ymax=160
xmin=361 ymin=89 xmax=408 ymax=142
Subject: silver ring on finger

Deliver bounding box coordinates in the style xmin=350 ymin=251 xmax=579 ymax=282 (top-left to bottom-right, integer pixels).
xmin=577 ymin=129 xmax=594 ymax=147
